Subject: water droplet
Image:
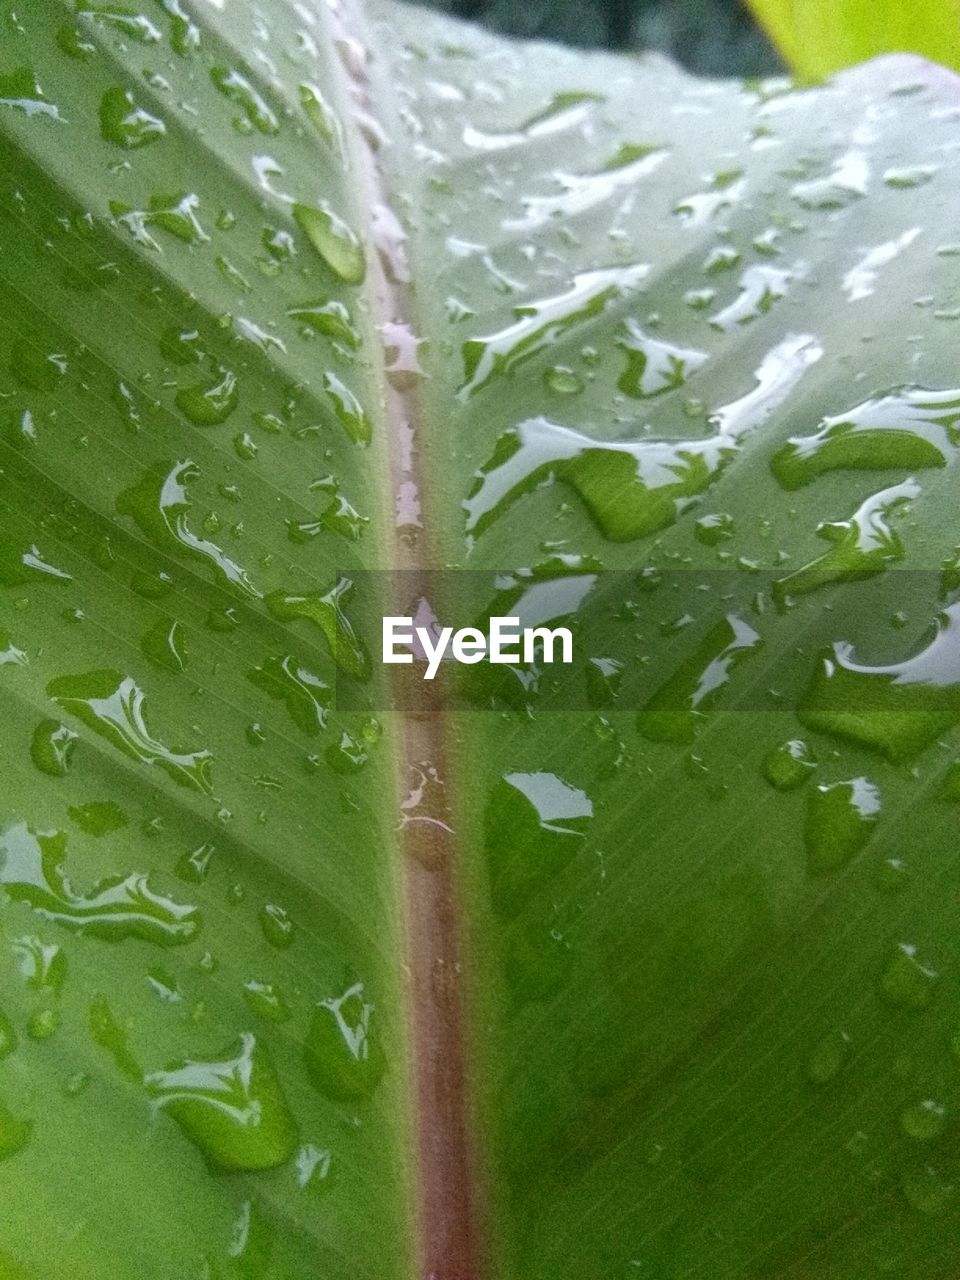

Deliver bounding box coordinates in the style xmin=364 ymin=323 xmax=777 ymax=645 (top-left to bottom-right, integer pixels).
xmin=13 ymin=935 xmax=66 ymax=994
xmin=773 ymin=479 xmax=918 ymax=609
xmin=10 ymin=339 xmax=67 ymax=392
xmin=638 ymin=615 xmax=761 ymax=744
xmin=506 ymin=147 xmax=667 ymax=231
xmin=247 ymin=656 xmax=329 ymax=735
xmin=881 ymin=943 xmax=939 ymax=1009
xmin=694 ymin=512 xmax=735 ymax=546
xmin=586 ymin=656 xmax=623 ymax=707
xmin=0 ymin=67 xmax=63 ymax=120
xmin=175 ymin=842 xmax=215 ymax=884
xmin=459 ymin=264 xmax=648 ymax=400
xmin=322 ymin=372 xmax=371 ymax=445
xmin=804 ymin=778 xmax=880 ymax=874
xmin=287 ymin=299 xmax=360 ymax=348
xmin=56 ymin=25 xmax=97 ymax=60
xmin=243 ymin=980 xmax=290 ymax=1022
xmin=462 ymin=90 xmax=602 ymax=153
xmin=674 ymin=170 xmax=746 ymax=225
xmin=799 ymin=601 xmax=960 ymax=762
xmin=210 ymin=67 xmax=279 ymax=135
xmin=806 ymin=1029 xmax=851 ymax=1083
xmin=875 ymin=857 xmax=909 ymax=894
xmin=296 ymin=1143 xmax=334 ymax=1194
xmin=98 ymin=86 xmax=165 ymax=148
xmin=901 ymin=1099 xmax=946 ymax=1140
xmin=884 ymin=165 xmax=936 ymax=189
xmin=0 ymin=625 xmax=27 ymax=667
xmin=27 ymin=1008 xmax=60 ymax=1041
xmin=76 ymin=4 xmax=161 ymax=43
xmin=319 ymin=494 xmax=368 ymax=542
xmin=111 ymin=192 xmax=208 ymax=249
xmin=617 ymin=321 xmax=708 ymax=398
xmin=543 ymin=365 xmax=584 ymax=395
xmin=141 ymin=616 xmax=188 ymax=673
xmin=176 ymin=370 xmax=239 ymax=426
xmin=843 ymin=228 xmax=921 ymax=302
xmin=117 ymin=459 xmax=259 ymax=598
xmin=30 ymin=719 xmax=78 ymax=777
xmin=0 ymin=534 xmax=72 ymax=587
xmin=233 ymin=431 xmax=257 ymax=461
xmin=762 ymin=738 xmax=816 ymax=791
xmin=265 ymin=580 xmax=371 ymax=680
xmin=771 ymin=388 xmax=958 ymax=490
xmin=485 ymin=772 xmax=592 ymax=918
xmin=298 ymin=81 xmax=343 ymax=151
xmin=900 ymin=1163 xmax=954 ymax=1215
xmin=710 ymin=264 xmax=795 ymax=331
xmin=157 ymin=0 xmax=199 ymax=53
xmin=703 ymin=244 xmax=741 ymax=274
xmin=293 ymin=202 xmax=365 ymax=284
xmin=48 ymin=670 xmax=213 ymax=793
xmin=0 ymin=823 xmax=200 ymax=944
xmin=791 ymin=149 xmax=869 ymax=208
xmin=146 ymin=1032 xmax=297 ymax=1171
xmin=259 ymin=902 xmax=295 ymax=950
xmin=304 ymin=981 xmax=386 ymax=1101
xmin=147 ymin=967 xmax=181 ymax=1003
xmin=326 ymin=730 xmax=368 ymax=774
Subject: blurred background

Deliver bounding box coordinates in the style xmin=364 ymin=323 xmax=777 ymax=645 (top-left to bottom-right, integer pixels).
xmin=402 ymin=0 xmax=785 ymax=77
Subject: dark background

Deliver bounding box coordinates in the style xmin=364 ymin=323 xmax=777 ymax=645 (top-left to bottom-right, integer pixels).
xmin=402 ymin=0 xmax=784 ymax=77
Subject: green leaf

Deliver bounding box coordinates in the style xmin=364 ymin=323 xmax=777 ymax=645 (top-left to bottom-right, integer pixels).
xmin=748 ymin=0 xmax=960 ymax=79
xmin=1 ymin=3 xmax=959 ymax=1278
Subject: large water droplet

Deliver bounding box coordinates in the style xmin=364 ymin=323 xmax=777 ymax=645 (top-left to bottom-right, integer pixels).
xmin=265 ymin=580 xmax=371 ymax=680
xmin=762 ymin=738 xmax=816 ymax=791
xmin=773 ymin=480 xmax=918 ymax=609
xmin=485 ymin=772 xmax=592 ymax=917
xmin=210 ymin=67 xmax=279 ymax=135
xmin=617 ymin=320 xmax=708 ymax=399
xmin=638 ymin=614 xmax=761 ymax=743
xmin=259 ymin=903 xmax=295 ymax=950
xmin=901 ymin=1099 xmax=946 ymax=1140
xmin=247 ymin=656 xmax=329 ymax=735
xmin=0 ymin=824 xmax=199 ymax=943
xmin=117 ymin=459 xmax=260 ymax=598
xmin=322 ymin=372 xmax=371 ymax=445
xmin=30 ymin=719 xmax=78 ymax=777
xmin=141 ymin=617 xmax=188 ymax=673
xmin=146 ymin=1032 xmax=297 ymax=1170
xmin=459 ymin=264 xmax=648 ymax=399
xmin=881 ymin=943 xmax=939 ymax=1009
xmin=48 ymin=670 xmax=213 ymax=793
xmin=804 ymin=778 xmax=880 ymax=874
xmin=799 ymin=602 xmax=960 ymax=762
xmin=98 ymin=86 xmax=165 ymax=147
xmin=176 ymin=370 xmax=239 ymax=425
xmin=0 ymin=67 xmax=63 ymax=120
xmin=287 ymin=299 xmax=360 ymax=348
xmin=304 ymin=982 xmax=386 ymax=1101
xmin=293 ymin=203 xmax=365 ymax=284
xmin=771 ymin=388 xmax=959 ymax=490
